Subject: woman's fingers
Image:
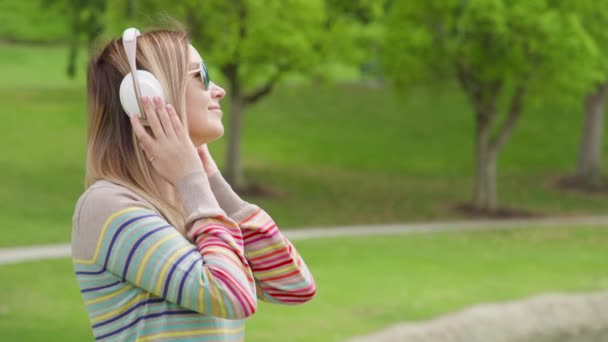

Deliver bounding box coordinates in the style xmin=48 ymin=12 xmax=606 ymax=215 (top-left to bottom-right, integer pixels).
xmin=154 ymin=97 xmax=176 ymax=140
xmin=130 ymin=116 xmax=155 ymax=153
xmin=166 ymin=104 xmax=185 ymax=138
xmin=142 ymin=97 xmax=165 ymax=140
xmin=131 ymin=99 xmax=203 ymax=185
xmin=196 ymin=144 xmax=205 ymax=159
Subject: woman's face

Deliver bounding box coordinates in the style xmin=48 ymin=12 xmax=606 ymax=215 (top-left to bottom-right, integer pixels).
xmin=185 ymin=44 xmax=226 ymax=146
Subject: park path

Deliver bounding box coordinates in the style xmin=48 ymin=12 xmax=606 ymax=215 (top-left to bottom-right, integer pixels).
xmin=2 ymin=215 xmax=608 ymax=265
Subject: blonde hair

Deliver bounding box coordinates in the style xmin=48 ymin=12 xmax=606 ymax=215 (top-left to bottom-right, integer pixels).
xmin=85 ymin=29 xmax=190 ymax=234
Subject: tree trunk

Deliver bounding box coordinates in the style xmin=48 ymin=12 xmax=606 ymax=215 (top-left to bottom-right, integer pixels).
xmin=473 ymin=117 xmax=498 ymax=211
xmin=470 ymin=85 xmax=525 ymax=212
xmin=224 ymin=94 xmax=245 ymax=190
xmin=66 ymin=5 xmax=80 ymax=79
xmin=575 ymin=83 xmax=608 ymax=183
xmin=125 ymin=0 xmax=135 ymax=17
xmin=67 ymin=42 xmax=78 ymax=79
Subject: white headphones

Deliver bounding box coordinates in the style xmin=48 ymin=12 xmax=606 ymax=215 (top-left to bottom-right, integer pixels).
xmin=119 ymin=28 xmax=165 ymax=123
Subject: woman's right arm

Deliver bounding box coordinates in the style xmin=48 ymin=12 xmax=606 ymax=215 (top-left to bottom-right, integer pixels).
xmin=72 ymin=172 xmax=257 ymax=319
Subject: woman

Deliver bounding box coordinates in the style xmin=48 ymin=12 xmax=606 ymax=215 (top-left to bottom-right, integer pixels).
xmin=71 ymin=27 xmax=316 ymax=341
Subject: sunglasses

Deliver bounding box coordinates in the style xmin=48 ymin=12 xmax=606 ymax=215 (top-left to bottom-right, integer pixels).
xmin=188 ymin=61 xmax=211 ymax=90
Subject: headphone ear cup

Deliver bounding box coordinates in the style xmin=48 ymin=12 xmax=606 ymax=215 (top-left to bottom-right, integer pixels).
xmin=119 ymin=70 xmax=165 ymax=118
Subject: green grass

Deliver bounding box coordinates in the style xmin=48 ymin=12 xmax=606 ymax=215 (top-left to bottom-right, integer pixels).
xmin=1 ymin=226 xmax=607 ymax=341
xmin=1 ymin=43 xmax=608 ymax=247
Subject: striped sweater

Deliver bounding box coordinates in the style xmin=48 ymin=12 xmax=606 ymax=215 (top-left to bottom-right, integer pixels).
xmin=71 ymin=171 xmax=316 ymax=341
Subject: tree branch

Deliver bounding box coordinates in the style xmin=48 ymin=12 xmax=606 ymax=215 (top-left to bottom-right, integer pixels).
xmin=456 ymin=62 xmax=485 ymax=118
xmin=490 ymin=84 xmax=526 ymax=154
xmin=456 ymin=62 xmax=502 ymax=125
xmin=221 ymin=63 xmax=238 ymax=81
xmin=242 ymin=65 xmax=287 ymax=105
xmin=484 ymin=79 xmax=503 ymax=126
xmin=221 ymin=63 xmax=240 ymax=97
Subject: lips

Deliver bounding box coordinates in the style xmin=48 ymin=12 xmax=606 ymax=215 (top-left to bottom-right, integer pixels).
xmin=208 ymin=105 xmax=221 ymax=111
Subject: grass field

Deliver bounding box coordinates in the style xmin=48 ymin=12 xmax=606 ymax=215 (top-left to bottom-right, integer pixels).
xmin=1 ymin=226 xmax=607 ymax=341
xmin=2 ymin=42 xmax=608 ymax=247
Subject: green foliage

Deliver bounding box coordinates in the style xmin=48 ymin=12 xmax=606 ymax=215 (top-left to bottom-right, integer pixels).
xmin=41 ymin=0 xmax=107 ymax=44
xmin=130 ymin=0 xmax=316 ymax=91
xmin=383 ymin=0 xmax=602 ymax=101
xmin=321 ymin=0 xmax=386 ymax=79
xmin=39 ymin=0 xmax=108 ymax=77
xmin=558 ymin=0 xmax=608 ymax=81
xmin=127 ymin=0 xmax=381 ymax=91
xmin=0 ymin=0 xmax=70 ymax=43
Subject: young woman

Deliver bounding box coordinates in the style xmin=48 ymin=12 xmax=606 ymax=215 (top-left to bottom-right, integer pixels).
xmin=71 ymin=28 xmax=316 ymax=341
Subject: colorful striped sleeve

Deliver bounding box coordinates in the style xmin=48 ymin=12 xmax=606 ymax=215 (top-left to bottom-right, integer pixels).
xmin=208 ymin=172 xmax=317 ymax=305
xmin=71 ymin=173 xmax=257 ymax=319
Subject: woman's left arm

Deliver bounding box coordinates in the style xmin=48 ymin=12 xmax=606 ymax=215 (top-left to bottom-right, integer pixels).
xmin=236 ymin=206 xmax=317 ymax=304
xmin=206 ymin=170 xmax=317 ymax=305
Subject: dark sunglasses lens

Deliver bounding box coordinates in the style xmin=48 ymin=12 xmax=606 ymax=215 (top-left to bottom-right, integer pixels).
xmin=201 ymin=62 xmax=210 ymax=89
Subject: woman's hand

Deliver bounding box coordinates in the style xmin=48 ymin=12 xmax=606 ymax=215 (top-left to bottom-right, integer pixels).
xmin=131 ymin=96 xmax=204 ymax=186
xmin=197 ymin=144 xmax=220 ymax=178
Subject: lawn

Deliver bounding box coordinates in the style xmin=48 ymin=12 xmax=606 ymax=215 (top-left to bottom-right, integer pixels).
xmin=0 ymin=225 xmax=607 ymax=341
xmin=2 ymin=42 xmax=608 ymax=247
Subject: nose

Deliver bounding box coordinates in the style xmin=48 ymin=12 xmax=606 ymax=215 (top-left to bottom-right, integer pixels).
xmin=210 ymin=82 xmax=226 ymax=100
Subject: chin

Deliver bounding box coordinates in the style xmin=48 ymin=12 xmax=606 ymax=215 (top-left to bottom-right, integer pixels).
xmin=208 ymin=125 xmax=224 ymax=142
xmin=193 ymin=126 xmax=224 ymax=145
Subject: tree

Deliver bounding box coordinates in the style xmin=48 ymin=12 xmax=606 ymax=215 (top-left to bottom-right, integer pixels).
xmin=382 ymin=0 xmax=599 ymax=212
xmin=132 ymin=0 xmax=381 ymax=190
xmin=42 ymin=0 xmax=107 ymax=78
xmin=561 ymin=2 xmax=608 ymax=186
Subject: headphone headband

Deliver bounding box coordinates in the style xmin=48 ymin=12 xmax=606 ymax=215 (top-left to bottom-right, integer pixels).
xmin=119 ymin=27 xmax=165 ymax=124
xmin=122 ymin=28 xmax=140 ymax=73
xmin=122 ymin=28 xmax=145 ymax=120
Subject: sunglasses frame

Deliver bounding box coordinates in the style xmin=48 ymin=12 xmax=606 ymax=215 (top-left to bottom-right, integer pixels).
xmin=188 ymin=61 xmax=211 ymax=90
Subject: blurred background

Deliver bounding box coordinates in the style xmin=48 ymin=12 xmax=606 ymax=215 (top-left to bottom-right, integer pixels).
xmin=1 ymin=0 xmax=608 ymax=341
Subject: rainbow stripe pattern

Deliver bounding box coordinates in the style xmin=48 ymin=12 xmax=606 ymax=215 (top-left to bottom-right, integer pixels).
xmin=73 ymin=204 xmax=315 ymax=341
